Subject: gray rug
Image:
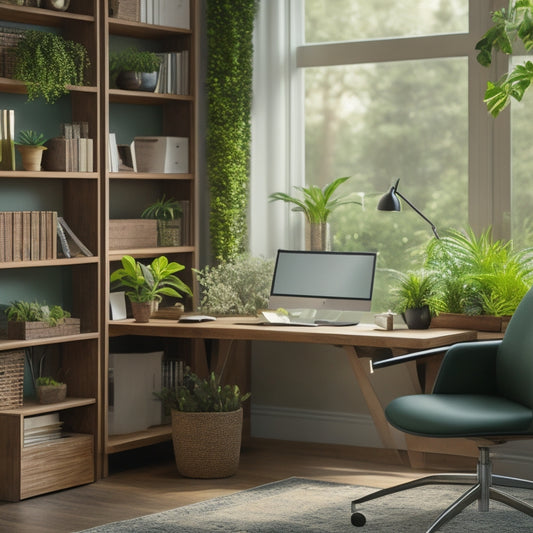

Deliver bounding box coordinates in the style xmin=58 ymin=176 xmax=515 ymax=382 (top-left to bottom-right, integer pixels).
xmin=78 ymin=477 xmax=533 ymax=532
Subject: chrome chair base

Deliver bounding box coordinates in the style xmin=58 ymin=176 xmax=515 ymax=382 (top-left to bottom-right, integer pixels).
xmin=351 ymin=448 xmax=533 ymax=531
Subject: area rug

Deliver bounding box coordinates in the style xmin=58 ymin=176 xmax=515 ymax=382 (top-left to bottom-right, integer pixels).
xmin=78 ymin=477 xmax=533 ymax=532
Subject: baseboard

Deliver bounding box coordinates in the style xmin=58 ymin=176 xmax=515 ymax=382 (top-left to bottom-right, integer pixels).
xmin=251 ymin=404 xmax=381 ymax=448
xmin=251 ymin=404 xmax=533 ymax=478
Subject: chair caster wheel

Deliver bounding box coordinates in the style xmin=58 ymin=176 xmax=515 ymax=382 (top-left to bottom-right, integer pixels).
xmin=351 ymin=512 xmax=366 ymax=526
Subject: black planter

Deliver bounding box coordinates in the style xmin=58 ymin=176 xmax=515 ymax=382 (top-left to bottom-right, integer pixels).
xmin=116 ymin=71 xmax=158 ymax=92
xmin=403 ymin=306 xmax=432 ymax=330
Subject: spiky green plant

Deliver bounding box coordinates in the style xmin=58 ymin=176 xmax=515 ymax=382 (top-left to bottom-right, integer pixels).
xmin=140 ymin=194 xmax=182 ymax=221
xmin=424 ymin=227 xmax=533 ymax=315
xmin=15 ymin=130 xmax=47 ymax=146
xmin=392 ymin=270 xmax=439 ymax=314
xmin=155 ymin=367 xmax=250 ymax=413
xmin=269 ymin=176 xmax=362 ymax=224
xmin=6 ymin=300 xmax=70 ymax=326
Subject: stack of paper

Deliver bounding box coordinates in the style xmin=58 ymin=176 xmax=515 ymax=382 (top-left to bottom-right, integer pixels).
xmin=24 ymin=413 xmax=63 ymax=447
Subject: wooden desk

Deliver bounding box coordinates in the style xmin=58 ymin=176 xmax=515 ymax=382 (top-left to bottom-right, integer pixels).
xmin=109 ymin=317 xmax=477 ymax=463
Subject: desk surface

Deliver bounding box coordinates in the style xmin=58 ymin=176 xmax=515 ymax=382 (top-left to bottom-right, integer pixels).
xmin=109 ymin=316 xmax=478 ymax=349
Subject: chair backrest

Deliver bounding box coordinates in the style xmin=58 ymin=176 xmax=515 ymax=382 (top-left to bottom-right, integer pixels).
xmin=497 ymin=285 xmax=533 ymax=408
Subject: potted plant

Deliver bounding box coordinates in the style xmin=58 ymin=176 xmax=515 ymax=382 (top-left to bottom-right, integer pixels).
xmin=141 ymin=195 xmax=183 ymax=247
xmin=109 ymin=47 xmax=161 ymax=92
xmin=156 ymin=367 xmax=250 ymax=478
xmin=476 ymin=1 xmax=533 ymax=116
xmin=392 ymin=270 xmax=438 ymax=329
xmin=35 ymin=376 xmax=67 ymax=404
xmin=14 ymin=130 xmax=48 ymax=171
xmin=109 ymin=255 xmax=192 ymax=322
xmin=6 ymin=300 xmax=80 ymax=339
xmin=194 ymin=254 xmax=275 ymax=316
xmin=13 ymin=29 xmax=90 ymax=104
xmin=269 ymin=176 xmax=361 ymax=250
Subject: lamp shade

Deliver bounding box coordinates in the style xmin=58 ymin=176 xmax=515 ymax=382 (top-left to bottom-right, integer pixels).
xmin=377 ymin=185 xmax=401 ymax=212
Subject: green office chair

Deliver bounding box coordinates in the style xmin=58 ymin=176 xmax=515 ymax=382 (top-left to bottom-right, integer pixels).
xmin=351 ymin=286 xmax=533 ymax=531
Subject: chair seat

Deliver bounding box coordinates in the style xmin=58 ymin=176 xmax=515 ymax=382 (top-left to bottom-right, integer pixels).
xmin=385 ymin=394 xmax=533 ymax=437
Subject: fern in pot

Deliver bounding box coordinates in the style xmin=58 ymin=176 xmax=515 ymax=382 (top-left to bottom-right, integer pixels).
xmin=156 ymin=367 xmax=250 ymax=479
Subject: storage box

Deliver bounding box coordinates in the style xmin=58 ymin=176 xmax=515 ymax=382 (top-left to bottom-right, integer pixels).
xmin=8 ymin=318 xmax=81 ymax=340
xmin=133 ymin=137 xmax=189 ymax=174
xmin=109 ymin=0 xmax=139 ymax=21
xmin=0 ymin=350 xmax=24 ymax=409
xmin=109 ymin=219 xmax=157 ymax=249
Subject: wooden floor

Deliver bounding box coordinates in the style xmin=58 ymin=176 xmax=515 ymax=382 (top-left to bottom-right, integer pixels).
xmin=0 ymin=438 xmax=465 ymax=533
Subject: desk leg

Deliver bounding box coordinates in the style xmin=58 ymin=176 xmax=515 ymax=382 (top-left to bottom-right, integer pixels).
xmin=343 ymin=346 xmax=400 ymax=454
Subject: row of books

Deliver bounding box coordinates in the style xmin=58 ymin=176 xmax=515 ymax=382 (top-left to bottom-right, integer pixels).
xmin=140 ymin=0 xmax=190 ymax=29
xmin=0 ymin=211 xmax=57 ymax=262
xmin=162 ymin=358 xmax=185 ymax=390
xmin=0 ymin=211 xmax=93 ymax=262
xmin=154 ymin=50 xmax=189 ymax=96
xmin=43 ymin=122 xmax=94 ymax=172
xmin=0 ymin=108 xmax=15 ymax=171
xmin=24 ymin=412 xmax=63 ymax=447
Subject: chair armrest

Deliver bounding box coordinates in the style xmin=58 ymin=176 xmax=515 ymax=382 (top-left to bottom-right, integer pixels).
xmin=371 ymin=346 xmax=453 ymax=371
xmin=433 ymin=340 xmax=501 ymax=394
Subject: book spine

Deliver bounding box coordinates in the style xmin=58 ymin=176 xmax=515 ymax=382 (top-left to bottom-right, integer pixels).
xmin=12 ymin=210 xmax=22 ymax=261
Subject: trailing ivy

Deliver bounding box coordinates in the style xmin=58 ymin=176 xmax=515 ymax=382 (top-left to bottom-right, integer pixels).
xmin=206 ymin=0 xmax=258 ymax=262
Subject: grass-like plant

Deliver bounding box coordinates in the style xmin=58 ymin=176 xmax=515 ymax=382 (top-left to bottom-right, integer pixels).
xmin=424 ymin=227 xmax=533 ymax=315
xmin=392 ymin=270 xmax=439 ymax=314
xmin=109 ymin=47 xmax=161 ymax=74
xmin=35 ymin=376 xmax=64 ymax=387
xmin=14 ymin=30 xmax=90 ymax=104
xmin=269 ymin=176 xmax=361 ymax=224
xmin=141 ymin=195 xmax=182 ymax=221
xmin=156 ymin=367 xmax=250 ymax=413
xmin=15 ymin=130 xmax=47 ymax=146
xmin=6 ymin=300 xmax=71 ymax=326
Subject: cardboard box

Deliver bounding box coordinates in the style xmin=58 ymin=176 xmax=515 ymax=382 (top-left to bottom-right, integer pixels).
xmin=109 ymin=219 xmax=157 ymax=250
xmin=133 ymin=136 xmax=189 ymax=174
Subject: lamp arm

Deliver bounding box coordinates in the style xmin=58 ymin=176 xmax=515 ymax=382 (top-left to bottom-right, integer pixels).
xmin=395 ymin=191 xmax=440 ymax=239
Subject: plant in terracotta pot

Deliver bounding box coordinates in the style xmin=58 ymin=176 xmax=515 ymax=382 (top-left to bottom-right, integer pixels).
xmin=109 ymin=47 xmax=161 ymax=92
xmin=141 ymin=195 xmax=183 ymax=247
xmin=13 ymin=29 xmax=90 ymax=104
xmin=14 ymin=129 xmax=48 ymax=171
xmin=35 ymin=376 xmax=67 ymax=404
xmin=156 ymin=367 xmax=251 ymax=479
xmin=392 ymin=269 xmax=438 ymax=330
xmin=110 ymin=255 xmax=192 ymax=322
xmin=269 ymin=176 xmax=361 ymax=250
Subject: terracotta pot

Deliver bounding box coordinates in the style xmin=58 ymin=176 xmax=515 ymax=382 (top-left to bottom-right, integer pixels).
xmin=17 ymin=145 xmax=47 ymax=171
xmin=171 ymin=408 xmax=243 ymax=478
xmin=130 ymin=301 xmax=153 ymax=323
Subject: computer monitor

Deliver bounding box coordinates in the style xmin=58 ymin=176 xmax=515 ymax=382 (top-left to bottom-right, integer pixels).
xmin=269 ymin=250 xmax=377 ymax=313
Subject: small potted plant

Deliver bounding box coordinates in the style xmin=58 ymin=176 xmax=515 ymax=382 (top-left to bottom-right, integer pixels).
xmin=141 ymin=195 xmax=183 ymax=246
xmin=14 ymin=130 xmax=48 ymax=171
xmin=392 ymin=270 xmax=438 ymax=329
xmin=35 ymin=376 xmax=67 ymax=404
xmin=156 ymin=367 xmax=250 ymax=478
xmin=269 ymin=176 xmax=361 ymax=250
xmin=13 ymin=29 xmax=90 ymax=104
xmin=109 ymin=47 xmax=161 ymax=91
xmin=110 ymin=255 xmax=192 ymax=322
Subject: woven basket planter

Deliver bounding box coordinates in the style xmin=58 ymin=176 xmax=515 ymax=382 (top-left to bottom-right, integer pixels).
xmin=7 ymin=318 xmax=80 ymax=340
xmin=36 ymin=383 xmax=67 ymax=404
xmin=0 ymin=350 xmax=25 ymax=409
xmin=171 ymin=408 xmax=243 ymax=478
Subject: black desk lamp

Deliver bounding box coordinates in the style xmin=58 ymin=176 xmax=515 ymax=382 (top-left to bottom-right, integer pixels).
xmin=377 ymin=179 xmax=440 ymax=239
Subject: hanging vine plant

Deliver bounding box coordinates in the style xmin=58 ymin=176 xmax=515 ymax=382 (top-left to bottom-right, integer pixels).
xmin=13 ymin=30 xmax=90 ymax=104
xmin=206 ymin=0 xmax=258 ymax=263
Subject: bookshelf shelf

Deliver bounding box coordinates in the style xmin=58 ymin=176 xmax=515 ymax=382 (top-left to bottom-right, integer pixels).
xmin=0 ymin=5 xmax=94 ymax=26
xmin=0 ymin=397 xmax=96 ymax=416
xmin=0 ymin=333 xmax=99 ymax=352
xmin=110 ymin=172 xmax=193 ymax=180
xmin=107 ymin=424 xmax=172 ymax=454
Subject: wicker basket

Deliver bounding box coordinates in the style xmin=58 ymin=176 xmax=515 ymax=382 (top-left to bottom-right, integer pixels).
xmin=7 ymin=318 xmax=80 ymax=340
xmin=171 ymin=408 xmax=243 ymax=478
xmin=0 ymin=349 xmax=25 ymax=410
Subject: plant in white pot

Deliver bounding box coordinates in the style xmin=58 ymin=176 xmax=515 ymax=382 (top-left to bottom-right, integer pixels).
xmin=269 ymin=176 xmax=361 ymax=250
xmin=156 ymin=367 xmax=250 ymax=478
xmin=110 ymin=255 xmax=192 ymax=322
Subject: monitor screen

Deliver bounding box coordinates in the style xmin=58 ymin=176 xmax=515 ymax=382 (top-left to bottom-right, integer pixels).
xmin=269 ymin=250 xmax=377 ymax=312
